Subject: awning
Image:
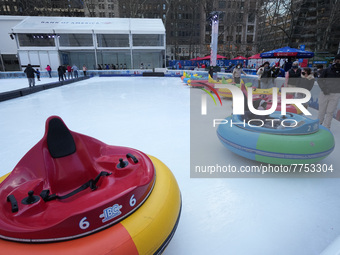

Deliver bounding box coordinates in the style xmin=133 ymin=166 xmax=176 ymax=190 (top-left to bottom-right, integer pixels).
xmin=260 ymin=46 xmax=314 ymax=58
xmin=12 ymin=16 xmax=165 ymax=35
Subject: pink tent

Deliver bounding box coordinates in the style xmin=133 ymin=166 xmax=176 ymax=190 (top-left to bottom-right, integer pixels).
xmin=248 ymin=54 xmax=261 ymax=59
xmin=190 ymin=56 xmax=202 ymax=61
xmin=231 ymin=56 xmax=247 ymax=60
xmin=190 ymin=54 xmax=227 ymax=61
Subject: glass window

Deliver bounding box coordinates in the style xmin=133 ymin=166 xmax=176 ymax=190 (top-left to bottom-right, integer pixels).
xmin=132 ymin=34 xmax=164 ymax=46
xmin=237 ymin=13 xmax=243 ymax=22
xmin=59 ymin=34 xmax=93 ymax=47
xmin=247 ymin=25 xmax=254 ymax=33
xmin=97 ymin=34 xmax=129 ymax=47
xmin=248 ymin=13 xmax=255 ymax=23
xmin=219 ymin=1 xmax=226 ymax=8
xmin=18 ymin=34 xmax=55 ymax=47
xmin=236 ymin=35 xmax=242 ymax=43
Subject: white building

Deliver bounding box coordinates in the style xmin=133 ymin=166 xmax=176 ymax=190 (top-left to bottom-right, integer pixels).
xmin=0 ymin=16 xmax=25 ymax=71
xmin=5 ymin=16 xmax=166 ymax=71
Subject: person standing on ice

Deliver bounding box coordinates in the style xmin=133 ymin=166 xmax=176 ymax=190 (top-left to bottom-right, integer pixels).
xmin=45 ymin=65 xmax=52 ymax=78
xmin=83 ymin=65 xmax=87 ymax=76
xmin=72 ymin=64 xmax=79 ymax=78
xmin=62 ymin=65 xmax=67 ymax=80
xmin=232 ymin=63 xmax=247 ymax=84
xmin=285 ymin=61 xmax=302 ymax=88
xmin=67 ymin=65 xmax=73 ymax=79
xmin=57 ymin=66 xmax=64 ymax=81
xmin=208 ymin=66 xmax=214 ymax=79
xmin=257 ymin=62 xmax=273 ymax=89
xmin=318 ymin=54 xmax=340 ymax=129
xmin=24 ymin=64 xmax=38 ymax=87
xmin=36 ymin=68 xmax=41 ymax=81
xmin=295 ymin=67 xmax=315 ymax=109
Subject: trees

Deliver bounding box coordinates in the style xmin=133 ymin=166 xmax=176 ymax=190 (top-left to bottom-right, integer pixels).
xmin=320 ymin=0 xmax=340 ymax=51
xmin=256 ymin=0 xmax=340 ymax=55
xmin=117 ymin=0 xmax=149 ymax=18
xmin=256 ymin=0 xmax=302 ymax=51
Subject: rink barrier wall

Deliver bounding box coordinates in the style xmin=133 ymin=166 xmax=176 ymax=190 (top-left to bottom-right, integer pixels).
xmin=142 ymin=72 xmax=165 ymax=77
xmin=0 ymin=77 xmax=90 ymax=102
xmin=0 ymin=69 xmax=257 ymax=79
xmin=0 ymin=69 xmax=208 ymax=79
xmin=0 ymin=70 xmax=182 ymax=79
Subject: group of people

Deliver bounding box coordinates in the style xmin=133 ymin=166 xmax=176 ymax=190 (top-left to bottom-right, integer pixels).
xmin=230 ymin=54 xmax=340 ymax=129
xmin=57 ymin=64 xmax=80 ymax=81
xmin=232 ymin=62 xmax=285 ymax=86
xmin=24 ymin=64 xmax=83 ymax=84
xmin=256 ymin=61 xmax=327 ymax=90
xmin=256 ymin=56 xmax=340 ymax=129
xmin=256 ymin=62 xmax=286 ymax=89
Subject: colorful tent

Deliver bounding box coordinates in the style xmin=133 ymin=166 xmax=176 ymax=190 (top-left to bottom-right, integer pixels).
xmin=248 ymin=53 xmax=262 ymax=59
xmin=260 ymin=46 xmax=314 ymax=58
xmin=232 ymin=56 xmax=247 ymax=60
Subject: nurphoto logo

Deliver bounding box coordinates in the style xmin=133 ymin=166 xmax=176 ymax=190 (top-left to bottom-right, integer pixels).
xmin=199 ymin=81 xmax=312 ymax=128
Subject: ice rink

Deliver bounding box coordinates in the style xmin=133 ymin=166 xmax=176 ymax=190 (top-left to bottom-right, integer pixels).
xmin=1 ymin=76 xmax=340 ymax=255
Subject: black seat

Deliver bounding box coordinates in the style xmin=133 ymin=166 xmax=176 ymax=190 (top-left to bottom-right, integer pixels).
xmin=47 ymin=117 xmax=76 ymax=158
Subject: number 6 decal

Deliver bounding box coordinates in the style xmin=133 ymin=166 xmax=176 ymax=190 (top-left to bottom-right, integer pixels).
xmin=79 ymin=217 xmax=90 ymax=230
xmin=130 ymin=194 xmax=136 ymax=207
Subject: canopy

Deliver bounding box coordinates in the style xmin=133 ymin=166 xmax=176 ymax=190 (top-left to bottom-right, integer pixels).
xmin=190 ymin=54 xmax=227 ymax=61
xmin=12 ymin=16 xmax=165 ymax=34
xmin=232 ymin=56 xmax=247 ymax=60
xmin=248 ymin=53 xmax=261 ymax=59
xmin=260 ymin=46 xmax=314 ymax=58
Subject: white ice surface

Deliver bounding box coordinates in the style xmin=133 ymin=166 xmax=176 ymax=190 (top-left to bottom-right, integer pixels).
xmin=0 ymin=77 xmax=61 ymax=93
xmin=1 ymin=77 xmax=340 ymax=255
